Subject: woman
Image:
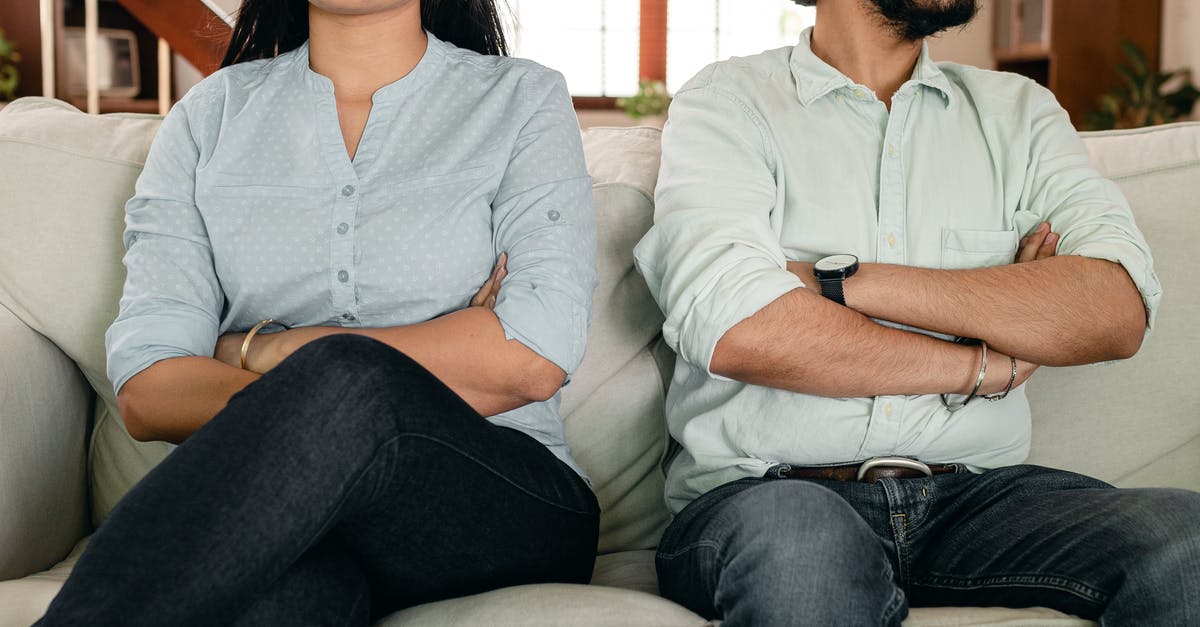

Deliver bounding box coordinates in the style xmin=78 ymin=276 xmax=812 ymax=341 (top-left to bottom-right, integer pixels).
xmin=37 ymin=1 xmax=599 ymax=624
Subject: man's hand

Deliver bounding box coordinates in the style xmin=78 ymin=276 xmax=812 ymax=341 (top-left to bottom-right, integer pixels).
xmin=1017 ymin=222 xmax=1058 ymax=263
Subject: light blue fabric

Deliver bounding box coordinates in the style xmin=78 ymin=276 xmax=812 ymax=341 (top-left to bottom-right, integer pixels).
xmin=105 ymin=33 xmax=597 ymax=477
xmin=633 ymin=28 xmax=1162 ymax=512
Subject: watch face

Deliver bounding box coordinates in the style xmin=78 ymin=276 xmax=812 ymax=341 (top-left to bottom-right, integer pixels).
xmin=815 ymin=254 xmax=858 ymax=273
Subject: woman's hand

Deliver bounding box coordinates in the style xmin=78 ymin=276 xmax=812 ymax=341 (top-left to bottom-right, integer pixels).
xmin=470 ymin=253 xmax=507 ymax=310
xmin=214 ymin=332 xmax=247 ymax=369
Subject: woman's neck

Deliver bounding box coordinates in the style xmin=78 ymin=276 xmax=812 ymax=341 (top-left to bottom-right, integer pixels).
xmin=307 ymin=2 xmax=428 ymax=100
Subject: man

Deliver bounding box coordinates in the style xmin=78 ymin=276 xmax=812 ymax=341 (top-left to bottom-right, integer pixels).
xmin=632 ymin=0 xmax=1200 ymax=625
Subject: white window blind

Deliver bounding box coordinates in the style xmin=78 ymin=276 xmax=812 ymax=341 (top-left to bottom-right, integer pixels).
xmin=666 ymin=0 xmax=815 ymax=92
xmin=509 ymin=0 xmax=641 ymax=97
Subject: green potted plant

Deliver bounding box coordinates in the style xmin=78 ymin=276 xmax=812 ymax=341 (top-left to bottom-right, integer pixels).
xmin=617 ymin=79 xmax=671 ymax=123
xmin=1083 ymin=41 xmax=1199 ymax=131
xmin=0 ymin=27 xmax=20 ymax=102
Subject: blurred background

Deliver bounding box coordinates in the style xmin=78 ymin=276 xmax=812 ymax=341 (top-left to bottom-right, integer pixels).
xmin=0 ymin=0 xmax=1196 ymax=130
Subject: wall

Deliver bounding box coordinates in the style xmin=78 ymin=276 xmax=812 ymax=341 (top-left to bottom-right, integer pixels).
xmin=1162 ymin=0 xmax=1200 ymax=119
xmin=927 ymin=0 xmax=995 ymax=69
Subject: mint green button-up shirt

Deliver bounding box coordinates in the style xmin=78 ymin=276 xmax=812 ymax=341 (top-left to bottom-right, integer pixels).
xmin=633 ymin=29 xmax=1161 ymax=513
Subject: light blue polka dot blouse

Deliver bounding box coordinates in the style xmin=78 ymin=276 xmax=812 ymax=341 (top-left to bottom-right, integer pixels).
xmin=104 ymin=33 xmax=598 ymax=477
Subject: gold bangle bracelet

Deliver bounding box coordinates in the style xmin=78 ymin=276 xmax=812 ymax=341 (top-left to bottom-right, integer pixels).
xmin=240 ymin=319 xmax=276 ymax=370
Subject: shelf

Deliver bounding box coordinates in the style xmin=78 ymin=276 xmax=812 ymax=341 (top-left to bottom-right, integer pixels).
xmin=66 ymin=96 xmax=164 ymax=114
xmin=994 ymin=48 xmax=1051 ymax=64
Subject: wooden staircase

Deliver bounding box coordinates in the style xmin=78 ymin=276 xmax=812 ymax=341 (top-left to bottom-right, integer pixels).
xmin=115 ymin=0 xmax=233 ymax=76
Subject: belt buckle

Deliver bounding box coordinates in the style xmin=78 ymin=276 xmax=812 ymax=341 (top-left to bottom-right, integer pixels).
xmin=856 ymin=457 xmax=933 ymax=481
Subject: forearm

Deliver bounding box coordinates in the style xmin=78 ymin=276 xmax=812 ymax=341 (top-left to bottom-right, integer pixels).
xmin=711 ymin=287 xmax=992 ymax=397
xmin=252 ymin=307 xmax=565 ymax=417
xmin=118 ymin=357 xmax=259 ymax=443
xmin=841 ymin=256 xmax=1145 ymax=365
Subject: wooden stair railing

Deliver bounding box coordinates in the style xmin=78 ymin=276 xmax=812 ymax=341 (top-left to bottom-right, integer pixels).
xmin=115 ymin=0 xmax=233 ymax=76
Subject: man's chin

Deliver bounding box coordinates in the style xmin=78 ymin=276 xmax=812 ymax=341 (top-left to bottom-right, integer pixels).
xmin=868 ymin=0 xmax=980 ymax=41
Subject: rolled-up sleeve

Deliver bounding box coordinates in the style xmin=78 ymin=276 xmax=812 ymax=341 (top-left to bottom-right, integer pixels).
xmin=1019 ymin=86 xmax=1162 ymax=332
xmin=633 ymin=71 xmax=804 ymax=376
xmin=490 ymin=72 xmax=597 ymax=376
xmin=105 ymin=95 xmax=223 ymax=394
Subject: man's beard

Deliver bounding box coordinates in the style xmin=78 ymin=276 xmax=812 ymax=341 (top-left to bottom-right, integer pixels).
xmin=866 ymin=0 xmax=980 ymax=40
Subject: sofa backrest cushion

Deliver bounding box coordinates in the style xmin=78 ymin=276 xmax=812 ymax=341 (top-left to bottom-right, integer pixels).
xmin=565 ymin=127 xmax=671 ymax=553
xmin=1025 ymin=122 xmax=1200 ymax=489
xmin=0 ymin=98 xmax=171 ymax=525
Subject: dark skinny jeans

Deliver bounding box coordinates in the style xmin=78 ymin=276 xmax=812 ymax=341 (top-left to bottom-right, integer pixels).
xmin=37 ymin=334 xmax=600 ymax=626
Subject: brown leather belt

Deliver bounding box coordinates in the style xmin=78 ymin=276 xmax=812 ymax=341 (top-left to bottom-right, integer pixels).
xmin=779 ymin=458 xmax=958 ymax=483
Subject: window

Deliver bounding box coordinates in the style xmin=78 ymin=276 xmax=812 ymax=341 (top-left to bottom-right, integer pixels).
xmin=666 ymin=0 xmax=816 ymax=92
xmin=508 ymin=0 xmax=815 ymax=100
xmin=509 ymin=0 xmax=641 ymax=97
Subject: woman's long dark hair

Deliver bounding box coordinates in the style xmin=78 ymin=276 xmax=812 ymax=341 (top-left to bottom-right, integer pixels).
xmin=221 ymin=0 xmax=509 ymax=68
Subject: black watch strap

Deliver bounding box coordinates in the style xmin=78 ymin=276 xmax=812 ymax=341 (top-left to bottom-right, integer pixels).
xmin=819 ymin=279 xmax=846 ymax=306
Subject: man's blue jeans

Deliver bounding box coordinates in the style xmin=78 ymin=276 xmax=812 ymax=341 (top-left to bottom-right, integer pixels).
xmin=37 ymin=334 xmax=600 ymax=626
xmin=656 ymin=465 xmax=1200 ymax=626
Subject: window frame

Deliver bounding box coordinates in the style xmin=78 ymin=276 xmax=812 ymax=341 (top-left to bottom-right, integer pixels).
xmin=569 ymin=0 xmax=667 ymax=109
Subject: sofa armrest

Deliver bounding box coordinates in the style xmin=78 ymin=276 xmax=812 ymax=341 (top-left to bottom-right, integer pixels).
xmin=0 ymin=304 xmax=91 ymax=581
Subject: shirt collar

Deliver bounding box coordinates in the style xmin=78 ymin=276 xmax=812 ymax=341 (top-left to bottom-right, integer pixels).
xmin=292 ymin=31 xmax=447 ymax=101
xmin=789 ymin=27 xmax=955 ymax=109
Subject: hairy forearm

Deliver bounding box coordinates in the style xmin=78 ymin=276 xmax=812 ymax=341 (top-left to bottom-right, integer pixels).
xmin=254 ymin=307 xmax=565 ymax=417
xmin=118 ymin=357 xmax=259 ymax=443
xmin=841 ymin=256 xmax=1146 ymax=365
xmin=711 ymin=287 xmax=990 ymax=397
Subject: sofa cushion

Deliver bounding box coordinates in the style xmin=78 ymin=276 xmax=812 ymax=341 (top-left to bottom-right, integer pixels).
xmin=0 ymin=306 xmax=90 ymax=580
xmin=564 ymin=127 xmax=672 ymax=554
xmin=0 ymin=98 xmax=172 ymax=525
xmin=1025 ymin=122 xmax=1200 ymax=489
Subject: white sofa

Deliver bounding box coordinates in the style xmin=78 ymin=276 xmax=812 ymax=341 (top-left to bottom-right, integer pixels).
xmin=0 ymin=97 xmax=1196 ymax=626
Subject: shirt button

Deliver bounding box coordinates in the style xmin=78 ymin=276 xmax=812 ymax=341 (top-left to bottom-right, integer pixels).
xmin=547 ymin=210 xmax=561 ymax=222
xmin=887 ymin=143 xmax=897 ymax=157
xmin=884 ymin=403 xmax=894 ymax=417
xmin=336 ymin=222 xmax=349 ymax=235
xmin=836 ymin=95 xmax=846 ymax=104
xmin=854 ymin=88 xmax=866 ymax=99
xmin=337 ymin=270 xmax=349 ymax=283
xmin=887 ymin=232 xmax=897 ymax=248
xmin=341 ymin=185 xmax=356 ymax=197
xmin=342 ymin=313 xmax=356 ymax=321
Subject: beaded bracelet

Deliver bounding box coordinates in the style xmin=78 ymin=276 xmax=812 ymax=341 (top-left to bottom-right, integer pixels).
xmin=941 ymin=338 xmax=988 ymax=412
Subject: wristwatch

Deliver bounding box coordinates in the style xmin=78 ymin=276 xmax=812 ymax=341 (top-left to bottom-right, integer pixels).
xmin=814 ymin=254 xmax=859 ymax=306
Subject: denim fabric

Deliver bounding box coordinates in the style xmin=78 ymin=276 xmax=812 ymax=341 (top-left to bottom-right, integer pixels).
xmin=38 ymin=335 xmax=600 ymax=626
xmin=656 ymin=465 xmax=1200 ymax=626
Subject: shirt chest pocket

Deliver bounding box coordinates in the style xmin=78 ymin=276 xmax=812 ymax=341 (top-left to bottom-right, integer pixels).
xmin=940 ymin=228 xmax=1019 ymax=270
xmin=200 ymin=174 xmax=330 ymax=220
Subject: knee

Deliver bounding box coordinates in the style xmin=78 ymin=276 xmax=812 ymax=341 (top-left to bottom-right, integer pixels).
xmin=284 ymin=334 xmax=413 ymax=376
xmin=244 ymin=334 xmax=446 ymax=433
xmin=276 ymin=334 xmax=440 ymax=400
